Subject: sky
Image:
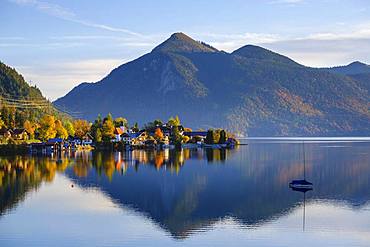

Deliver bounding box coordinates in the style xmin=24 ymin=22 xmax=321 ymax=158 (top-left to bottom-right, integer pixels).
xmin=1 ymin=0 xmax=370 ymax=100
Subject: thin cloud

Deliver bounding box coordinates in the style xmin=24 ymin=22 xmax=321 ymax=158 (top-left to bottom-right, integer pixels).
xmin=15 ymin=58 xmax=126 ymax=100
xmin=8 ymin=0 xmax=147 ymax=38
xmin=269 ymin=0 xmax=305 ymax=4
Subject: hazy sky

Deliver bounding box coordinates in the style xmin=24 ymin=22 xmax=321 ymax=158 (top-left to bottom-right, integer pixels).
xmin=1 ymin=0 xmax=370 ymax=100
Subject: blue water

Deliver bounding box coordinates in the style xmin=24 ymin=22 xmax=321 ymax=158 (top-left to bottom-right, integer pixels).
xmin=0 ymin=139 xmax=370 ymax=246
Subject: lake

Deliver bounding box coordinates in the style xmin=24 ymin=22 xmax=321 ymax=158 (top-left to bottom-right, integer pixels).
xmin=1 ymin=138 xmax=370 ymax=246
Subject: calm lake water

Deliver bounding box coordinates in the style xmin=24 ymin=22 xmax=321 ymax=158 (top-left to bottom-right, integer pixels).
xmin=1 ymin=138 xmax=370 ymax=246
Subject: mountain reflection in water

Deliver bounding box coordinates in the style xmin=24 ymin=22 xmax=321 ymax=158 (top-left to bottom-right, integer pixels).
xmin=1 ymin=142 xmax=370 ymax=240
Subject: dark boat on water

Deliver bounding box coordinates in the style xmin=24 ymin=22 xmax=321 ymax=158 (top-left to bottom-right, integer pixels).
xmin=289 ymin=179 xmax=313 ymax=190
xmin=289 ymin=142 xmax=313 ymax=191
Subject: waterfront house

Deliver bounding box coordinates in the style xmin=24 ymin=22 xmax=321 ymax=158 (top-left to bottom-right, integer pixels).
xmin=0 ymin=128 xmax=12 ymax=140
xmin=12 ymin=128 xmax=29 ymax=140
xmin=114 ymin=127 xmax=125 ymax=142
xmin=121 ymin=131 xmax=146 ymax=145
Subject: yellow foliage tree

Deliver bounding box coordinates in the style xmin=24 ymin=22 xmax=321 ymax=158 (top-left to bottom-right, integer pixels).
xmin=23 ymin=120 xmax=36 ymax=139
xmin=55 ymin=120 xmax=68 ymax=139
xmin=73 ymin=119 xmax=91 ymax=139
xmin=38 ymin=115 xmax=57 ymax=141
xmin=154 ymin=127 xmax=164 ymax=141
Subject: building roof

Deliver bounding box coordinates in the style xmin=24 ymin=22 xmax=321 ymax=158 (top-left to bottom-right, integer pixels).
xmin=183 ymin=131 xmax=208 ymax=137
xmin=47 ymin=138 xmax=64 ymax=144
xmin=121 ymin=132 xmax=144 ymax=138
xmin=13 ymin=128 xmax=27 ymax=135
xmin=0 ymin=128 xmax=12 ymax=135
xmin=114 ymin=127 xmax=124 ymax=135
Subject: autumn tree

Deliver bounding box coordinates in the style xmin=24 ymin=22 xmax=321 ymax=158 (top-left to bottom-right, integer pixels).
xmin=55 ymin=119 xmax=68 ymax=139
xmin=113 ymin=117 xmax=128 ymax=128
xmin=38 ymin=115 xmax=57 ymax=141
xmin=95 ymin=128 xmax=102 ymax=142
xmin=154 ymin=127 xmax=164 ymax=141
xmin=102 ymin=113 xmax=115 ymax=142
xmin=0 ymin=118 xmax=4 ymax=129
xmin=73 ymin=119 xmax=90 ymax=139
xmin=64 ymin=120 xmax=75 ymax=137
xmin=167 ymin=116 xmax=180 ymax=127
xmin=23 ymin=120 xmax=36 ymax=139
xmin=91 ymin=114 xmax=103 ymax=142
xmin=182 ymin=135 xmax=190 ymax=143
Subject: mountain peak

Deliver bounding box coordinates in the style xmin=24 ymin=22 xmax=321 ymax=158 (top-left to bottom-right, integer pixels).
xmin=232 ymin=45 xmax=300 ymax=66
xmin=152 ymin=32 xmax=218 ymax=53
xmin=348 ymin=61 xmax=368 ymax=67
xmin=326 ymin=61 xmax=370 ymax=75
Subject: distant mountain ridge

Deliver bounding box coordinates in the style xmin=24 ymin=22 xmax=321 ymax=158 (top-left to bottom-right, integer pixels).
xmin=325 ymin=61 xmax=370 ymax=75
xmin=54 ymin=32 xmax=370 ymax=136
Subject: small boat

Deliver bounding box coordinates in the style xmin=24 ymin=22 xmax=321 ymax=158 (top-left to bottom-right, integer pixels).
xmin=289 ymin=142 xmax=313 ymax=191
xmin=289 ymin=179 xmax=313 ymax=190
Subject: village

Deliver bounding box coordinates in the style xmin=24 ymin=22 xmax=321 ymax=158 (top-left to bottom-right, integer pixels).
xmin=0 ymin=116 xmax=238 ymax=155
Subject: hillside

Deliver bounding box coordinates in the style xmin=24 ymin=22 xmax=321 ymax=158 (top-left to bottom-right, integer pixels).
xmin=0 ymin=61 xmax=67 ymax=127
xmin=325 ymin=61 xmax=370 ymax=75
xmin=54 ymin=32 xmax=370 ymax=136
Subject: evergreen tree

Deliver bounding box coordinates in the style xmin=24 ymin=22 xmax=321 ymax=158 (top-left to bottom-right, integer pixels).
xmin=205 ymin=130 xmax=215 ymax=144
xmin=219 ymin=129 xmax=227 ymax=144
xmin=132 ymin=122 xmax=139 ymax=132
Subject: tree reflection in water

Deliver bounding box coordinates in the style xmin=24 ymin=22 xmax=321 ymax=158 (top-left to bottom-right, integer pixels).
xmin=1 ymin=143 xmax=370 ymax=239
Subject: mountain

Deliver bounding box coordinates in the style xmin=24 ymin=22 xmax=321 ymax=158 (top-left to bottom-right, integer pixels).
xmin=54 ymin=32 xmax=370 ymax=136
xmin=0 ymin=61 xmax=67 ymax=124
xmin=325 ymin=61 xmax=370 ymax=75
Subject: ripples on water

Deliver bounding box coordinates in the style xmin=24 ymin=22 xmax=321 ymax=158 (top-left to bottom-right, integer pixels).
xmin=0 ymin=138 xmax=370 ymax=246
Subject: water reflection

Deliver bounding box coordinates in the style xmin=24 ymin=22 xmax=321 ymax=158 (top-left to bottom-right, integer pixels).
xmin=1 ymin=143 xmax=370 ymax=240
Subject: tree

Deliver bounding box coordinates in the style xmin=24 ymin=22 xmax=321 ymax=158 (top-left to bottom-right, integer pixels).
xmin=73 ymin=119 xmax=90 ymax=139
xmin=0 ymin=118 xmax=4 ymax=129
xmin=154 ymin=127 xmax=164 ymax=141
xmin=102 ymin=114 xmax=115 ymax=142
xmin=1 ymin=106 xmax=16 ymax=129
xmin=168 ymin=115 xmax=180 ymax=127
xmin=182 ymin=135 xmax=190 ymax=143
xmin=114 ymin=117 xmax=128 ymax=128
xmin=64 ymin=120 xmax=75 ymax=137
xmin=38 ymin=115 xmax=57 ymax=141
xmin=23 ymin=120 xmax=36 ymax=139
xmin=170 ymin=126 xmax=182 ymax=148
xmin=219 ymin=129 xmax=227 ymax=144
xmin=144 ymin=119 xmax=163 ymax=131
xmin=205 ymin=130 xmax=215 ymax=144
xmin=95 ymin=128 xmax=102 ymax=142
xmin=55 ymin=120 xmax=68 ymax=139
xmin=91 ymin=114 xmax=102 ymax=141
xmin=132 ymin=122 xmax=139 ymax=132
